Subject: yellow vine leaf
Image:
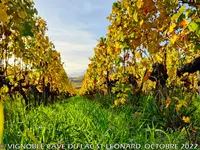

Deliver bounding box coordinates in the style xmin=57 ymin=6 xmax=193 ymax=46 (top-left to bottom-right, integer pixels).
xmin=135 ymin=51 xmax=142 ymax=59
xmin=124 ymin=23 xmax=128 ymax=28
xmin=186 ymin=10 xmax=190 ymax=18
xmin=182 ymin=116 xmax=191 ymax=123
xmin=2 ymin=0 xmax=8 ymax=3
xmin=148 ymin=43 xmax=156 ymax=54
xmin=176 ymin=104 xmax=182 ymax=111
xmin=107 ymin=47 xmax=112 ymax=54
xmin=120 ymin=98 xmax=126 ymax=104
xmin=0 ymin=3 xmax=8 ymax=22
xmin=171 ymin=5 xmax=186 ymax=22
xmin=141 ymin=59 xmax=149 ymax=67
xmin=170 ymin=34 xmax=178 ymax=44
xmin=18 ymin=10 xmax=26 ymax=19
xmin=133 ymin=10 xmax=138 ymax=22
xmin=114 ymin=99 xmax=119 ymax=106
xmin=140 ymin=20 xmax=144 ymax=26
xmin=136 ymin=0 xmax=143 ymax=9
xmin=0 ymin=99 xmax=4 ymax=144
xmin=168 ymin=23 xmax=176 ymax=34
xmin=109 ymin=75 xmax=114 ymax=81
xmin=36 ymin=85 xmax=43 ymax=93
xmin=168 ymin=68 xmax=176 ymax=77
xmin=176 ymin=100 xmax=187 ymax=111
xmin=155 ymin=54 xmax=163 ymax=63
xmin=179 ymin=100 xmax=188 ymax=107
xmin=115 ymin=42 xmax=121 ymax=49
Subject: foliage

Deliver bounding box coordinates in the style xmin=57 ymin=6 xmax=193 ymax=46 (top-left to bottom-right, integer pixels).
xmin=0 ymin=0 xmax=76 ymax=142
xmin=0 ymin=99 xmax=3 ymax=144
xmin=80 ymin=0 xmax=200 ymax=129
xmin=0 ymin=0 xmax=75 ymax=97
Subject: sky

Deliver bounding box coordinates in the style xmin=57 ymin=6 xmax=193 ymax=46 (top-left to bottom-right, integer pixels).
xmin=33 ymin=0 xmax=115 ymax=77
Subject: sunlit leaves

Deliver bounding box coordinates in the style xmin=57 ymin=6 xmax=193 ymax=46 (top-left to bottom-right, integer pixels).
xmin=176 ymin=100 xmax=188 ymax=111
xmin=0 ymin=99 xmax=4 ymax=144
xmin=148 ymin=42 xmax=157 ymax=54
xmin=0 ymin=0 xmax=75 ymax=97
xmin=81 ymin=0 xmax=200 ymax=111
xmin=120 ymin=97 xmax=126 ymax=104
xmin=18 ymin=10 xmax=26 ymax=19
xmin=139 ymin=20 xmax=144 ymax=26
xmin=136 ymin=0 xmax=143 ymax=9
xmin=114 ymin=99 xmax=119 ymax=106
xmin=169 ymin=23 xmax=177 ymax=34
xmin=188 ymin=21 xmax=199 ymax=32
xmin=1 ymin=85 xmax=9 ymax=93
xmin=170 ymin=34 xmax=178 ymax=44
xmin=133 ymin=10 xmax=138 ymax=22
xmin=171 ymin=5 xmax=186 ymax=22
xmin=182 ymin=116 xmax=191 ymax=123
xmin=168 ymin=67 xmax=176 ymax=77
xmin=141 ymin=58 xmax=149 ymax=67
xmin=115 ymin=56 xmax=122 ymax=66
xmin=0 ymin=3 xmax=8 ymax=22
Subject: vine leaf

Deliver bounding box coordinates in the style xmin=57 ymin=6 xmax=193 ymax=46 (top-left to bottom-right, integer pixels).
xmin=21 ymin=21 xmax=34 ymax=37
xmin=133 ymin=10 xmax=138 ymax=22
xmin=170 ymin=34 xmax=178 ymax=44
xmin=18 ymin=10 xmax=26 ymax=19
xmin=136 ymin=0 xmax=143 ymax=9
xmin=182 ymin=116 xmax=190 ymax=123
xmin=0 ymin=3 xmax=8 ymax=22
xmin=188 ymin=21 xmax=198 ymax=32
xmin=168 ymin=68 xmax=175 ymax=77
xmin=171 ymin=5 xmax=186 ymax=22
xmin=169 ymin=23 xmax=176 ymax=33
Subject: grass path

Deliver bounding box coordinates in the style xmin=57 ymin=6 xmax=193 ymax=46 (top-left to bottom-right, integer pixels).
xmin=3 ymin=96 xmax=192 ymax=149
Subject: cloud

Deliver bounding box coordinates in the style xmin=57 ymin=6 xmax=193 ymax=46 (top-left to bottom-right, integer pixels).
xmin=46 ymin=27 xmax=96 ymax=74
xmin=47 ymin=27 xmax=97 ymax=45
xmin=34 ymin=0 xmax=115 ymax=76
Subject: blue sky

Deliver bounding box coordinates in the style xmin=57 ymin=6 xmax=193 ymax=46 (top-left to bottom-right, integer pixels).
xmin=34 ymin=0 xmax=115 ymax=77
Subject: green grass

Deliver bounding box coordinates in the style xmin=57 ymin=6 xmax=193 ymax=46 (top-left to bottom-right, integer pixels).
xmin=3 ymin=95 xmax=200 ymax=150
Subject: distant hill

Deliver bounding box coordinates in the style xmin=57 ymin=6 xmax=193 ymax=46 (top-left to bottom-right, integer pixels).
xmin=68 ymin=70 xmax=86 ymax=78
xmin=69 ymin=76 xmax=84 ymax=89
